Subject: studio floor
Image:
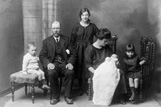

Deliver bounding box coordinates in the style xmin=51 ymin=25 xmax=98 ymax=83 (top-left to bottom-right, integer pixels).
xmin=1 ymin=87 xmax=161 ymax=107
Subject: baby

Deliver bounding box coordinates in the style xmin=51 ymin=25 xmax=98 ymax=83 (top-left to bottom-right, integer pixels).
xmin=22 ymin=42 xmax=50 ymax=90
xmin=105 ymin=54 xmax=119 ymax=67
xmin=93 ymin=54 xmax=120 ymax=105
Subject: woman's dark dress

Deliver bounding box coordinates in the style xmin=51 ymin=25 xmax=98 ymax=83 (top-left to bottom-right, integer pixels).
xmin=85 ymin=45 xmax=113 ymax=71
xmin=70 ymin=22 xmax=98 ymax=80
xmin=85 ymin=44 xmax=127 ymax=97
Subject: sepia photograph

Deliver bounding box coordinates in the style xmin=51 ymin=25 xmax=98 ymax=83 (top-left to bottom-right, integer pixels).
xmin=0 ymin=0 xmax=161 ymax=107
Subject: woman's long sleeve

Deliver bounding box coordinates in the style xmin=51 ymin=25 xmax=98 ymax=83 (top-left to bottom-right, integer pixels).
xmin=85 ymin=45 xmax=94 ymax=69
xmin=70 ymin=26 xmax=77 ymax=47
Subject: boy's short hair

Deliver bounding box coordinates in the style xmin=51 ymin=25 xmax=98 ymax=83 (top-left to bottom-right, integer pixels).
xmin=28 ymin=42 xmax=36 ymax=49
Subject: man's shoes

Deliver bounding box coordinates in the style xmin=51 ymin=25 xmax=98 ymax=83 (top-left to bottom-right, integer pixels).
xmin=64 ymin=97 xmax=73 ymax=104
xmin=50 ymin=99 xmax=59 ymax=105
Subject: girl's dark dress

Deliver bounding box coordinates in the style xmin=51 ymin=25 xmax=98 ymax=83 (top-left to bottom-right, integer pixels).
xmin=123 ymin=54 xmax=142 ymax=79
xmin=70 ymin=22 xmax=98 ymax=80
xmin=85 ymin=44 xmax=127 ymax=96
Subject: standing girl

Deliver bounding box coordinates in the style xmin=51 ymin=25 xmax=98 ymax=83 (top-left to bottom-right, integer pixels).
xmin=70 ymin=8 xmax=99 ymax=95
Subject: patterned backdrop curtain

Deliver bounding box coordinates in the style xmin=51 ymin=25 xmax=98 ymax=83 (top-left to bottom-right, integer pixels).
xmin=23 ymin=0 xmax=57 ymax=53
xmin=42 ymin=0 xmax=58 ymax=39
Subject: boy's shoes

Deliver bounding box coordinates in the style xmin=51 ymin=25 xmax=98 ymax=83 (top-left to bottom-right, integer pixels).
xmin=42 ymin=85 xmax=50 ymax=90
xmin=64 ymin=97 xmax=73 ymax=104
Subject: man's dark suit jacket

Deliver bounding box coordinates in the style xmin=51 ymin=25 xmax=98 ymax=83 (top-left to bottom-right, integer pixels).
xmin=39 ymin=34 xmax=76 ymax=69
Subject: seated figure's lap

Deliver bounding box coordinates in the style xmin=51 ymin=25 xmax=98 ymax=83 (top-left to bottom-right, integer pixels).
xmin=48 ymin=67 xmax=74 ymax=77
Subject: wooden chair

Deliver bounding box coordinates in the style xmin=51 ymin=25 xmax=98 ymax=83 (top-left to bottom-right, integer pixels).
xmin=139 ymin=37 xmax=155 ymax=102
xmin=87 ymin=35 xmax=118 ymax=100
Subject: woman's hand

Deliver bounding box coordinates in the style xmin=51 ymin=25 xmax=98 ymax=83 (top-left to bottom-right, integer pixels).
xmin=88 ymin=67 xmax=95 ymax=73
xmin=115 ymin=61 xmax=120 ymax=68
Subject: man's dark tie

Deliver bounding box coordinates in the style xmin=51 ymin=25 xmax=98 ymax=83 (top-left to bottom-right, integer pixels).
xmin=56 ymin=38 xmax=59 ymax=42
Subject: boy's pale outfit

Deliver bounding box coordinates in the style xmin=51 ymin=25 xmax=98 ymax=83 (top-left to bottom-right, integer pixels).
xmin=93 ymin=56 xmax=120 ymax=105
xmin=22 ymin=53 xmax=45 ymax=81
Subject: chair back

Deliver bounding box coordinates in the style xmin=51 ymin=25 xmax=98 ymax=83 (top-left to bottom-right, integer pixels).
xmin=108 ymin=35 xmax=118 ymax=54
xmin=139 ymin=37 xmax=155 ymax=101
xmin=140 ymin=37 xmax=155 ymax=76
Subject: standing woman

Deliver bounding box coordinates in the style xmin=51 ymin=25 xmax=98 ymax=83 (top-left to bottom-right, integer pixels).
xmin=70 ymin=8 xmax=99 ymax=95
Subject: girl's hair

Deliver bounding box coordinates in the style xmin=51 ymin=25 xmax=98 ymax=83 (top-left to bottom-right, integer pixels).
xmin=28 ymin=42 xmax=36 ymax=49
xmin=96 ymin=28 xmax=111 ymax=40
xmin=79 ymin=8 xmax=90 ymax=19
xmin=125 ymin=44 xmax=135 ymax=52
xmin=125 ymin=44 xmax=137 ymax=58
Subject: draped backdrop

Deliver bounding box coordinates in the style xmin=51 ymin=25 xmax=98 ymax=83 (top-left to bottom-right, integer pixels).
xmin=22 ymin=0 xmax=58 ymax=53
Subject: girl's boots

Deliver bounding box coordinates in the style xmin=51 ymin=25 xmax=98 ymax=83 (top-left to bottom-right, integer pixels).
xmin=129 ymin=87 xmax=136 ymax=101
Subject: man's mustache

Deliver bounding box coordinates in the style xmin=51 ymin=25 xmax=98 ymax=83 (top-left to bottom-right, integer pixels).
xmin=54 ymin=31 xmax=60 ymax=34
xmin=54 ymin=32 xmax=60 ymax=35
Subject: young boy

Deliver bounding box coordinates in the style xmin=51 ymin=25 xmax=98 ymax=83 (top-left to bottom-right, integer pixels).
xmin=22 ymin=42 xmax=50 ymax=90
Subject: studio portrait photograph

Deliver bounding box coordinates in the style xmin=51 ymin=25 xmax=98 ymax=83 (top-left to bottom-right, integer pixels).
xmin=0 ymin=0 xmax=161 ymax=107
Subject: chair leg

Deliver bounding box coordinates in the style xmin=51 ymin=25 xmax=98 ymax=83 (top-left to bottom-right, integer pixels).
xmin=139 ymin=78 xmax=143 ymax=102
xmin=159 ymin=74 xmax=161 ymax=93
xmin=31 ymin=84 xmax=35 ymax=104
xmin=11 ymin=82 xmax=15 ymax=102
xmin=88 ymin=78 xmax=92 ymax=100
xmin=25 ymin=83 xmax=27 ymax=95
xmin=50 ymin=89 xmax=52 ymax=100
xmin=43 ymin=89 xmax=48 ymax=97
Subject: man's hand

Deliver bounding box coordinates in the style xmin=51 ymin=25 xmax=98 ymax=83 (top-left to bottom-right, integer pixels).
xmin=47 ymin=63 xmax=55 ymax=70
xmin=66 ymin=63 xmax=73 ymax=70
